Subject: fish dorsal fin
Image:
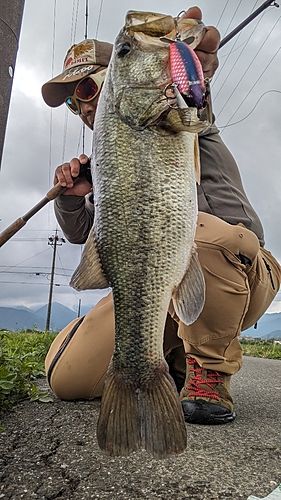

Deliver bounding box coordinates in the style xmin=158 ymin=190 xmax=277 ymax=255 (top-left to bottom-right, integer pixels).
xmin=70 ymin=231 xmax=109 ymax=290
xmin=172 ymin=245 xmax=205 ymax=325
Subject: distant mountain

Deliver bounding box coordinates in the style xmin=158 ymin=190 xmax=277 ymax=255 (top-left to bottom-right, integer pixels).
xmin=0 ymin=302 xmax=77 ymax=331
xmin=0 ymin=291 xmax=109 ymax=331
xmin=34 ymin=302 xmax=78 ymax=330
xmin=0 ymin=307 xmax=45 ymax=330
xmin=242 ymin=312 xmax=281 ymax=340
xmin=1 ymin=301 xmax=280 ymax=338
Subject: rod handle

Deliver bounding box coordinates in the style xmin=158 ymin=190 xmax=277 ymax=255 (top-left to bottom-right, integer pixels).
xmin=0 ymin=218 xmax=27 ymax=247
xmin=46 ymin=182 xmax=66 ymax=200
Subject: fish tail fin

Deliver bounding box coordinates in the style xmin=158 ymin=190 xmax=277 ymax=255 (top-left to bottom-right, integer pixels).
xmin=97 ymin=368 xmax=187 ymax=458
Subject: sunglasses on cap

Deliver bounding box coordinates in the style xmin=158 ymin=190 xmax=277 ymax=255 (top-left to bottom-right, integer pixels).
xmin=65 ymin=68 xmax=107 ymax=115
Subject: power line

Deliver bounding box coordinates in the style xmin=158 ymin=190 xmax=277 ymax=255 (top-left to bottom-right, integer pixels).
xmin=61 ymin=107 xmax=69 ymax=163
xmin=219 ymin=40 xmax=251 ymax=59
xmin=221 ymin=37 xmax=281 ymax=131
xmin=0 ymin=270 xmax=72 ymax=277
xmin=0 ymin=265 xmax=75 ymax=271
xmin=51 ymin=0 xmax=57 ymax=79
xmin=215 ymin=0 xmax=231 ymax=29
xmin=95 ymin=0 xmax=104 ymax=38
xmin=0 ymin=280 xmax=68 ymax=287
xmin=72 ymin=0 xmax=80 ymax=43
xmin=76 ymin=124 xmax=83 ymax=156
xmin=7 ymin=238 xmax=48 ymax=242
xmin=47 ymin=0 xmax=58 ymax=229
xmin=70 ymin=0 xmax=79 ymax=43
xmin=216 ymin=12 xmax=281 ymax=120
xmin=56 ymin=246 xmax=72 ymax=280
xmin=6 ymin=248 xmax=51 ymax=269
xmin=0 ymin=265 xmax=74 ymax=270
xmin=62 ymin=0 xmax=82 ymax=161
xmin=221 ymin=0 xmax=246 ymax=38
xmin=213 ymin=1 xmax=263 ymax=103
xmin=213 ymin=0 xmax=259 ymax=88
xmin=82 ymin=0 xmax=89 ymax=155
xmin=48 ymin=0 xmax=57 ymax=219
xmin=84 ymin=0 xmax=89 ymax=39
xmin=218 ymin=89 xmax=281 ymax=128
xmin=4 ymin=228 xmax=64 ymax=232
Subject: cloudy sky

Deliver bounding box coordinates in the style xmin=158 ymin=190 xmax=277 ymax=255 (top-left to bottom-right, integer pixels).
xmin=0 ymin=0 xmax=281 ymax=320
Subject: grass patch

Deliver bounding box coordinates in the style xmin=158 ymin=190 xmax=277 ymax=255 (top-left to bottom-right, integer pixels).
xmin=0 ymin=331 xmax=280 ymax=412
xmin=240 ymin=338 xmax=281 ymax=360
xmin=0 ymin=330 xmax=56 ymax=411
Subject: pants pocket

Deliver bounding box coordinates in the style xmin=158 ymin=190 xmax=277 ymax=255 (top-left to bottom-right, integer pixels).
xmin=242 ymin=247 xmax=281 ymax=330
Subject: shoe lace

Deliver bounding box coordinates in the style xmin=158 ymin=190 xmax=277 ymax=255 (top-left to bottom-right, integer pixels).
xmin=186 ymin=357 xmax=224 ymax=400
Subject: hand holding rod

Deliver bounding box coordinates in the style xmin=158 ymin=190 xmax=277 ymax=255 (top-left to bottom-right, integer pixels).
xmin=0 ymin=160 xmax=92 ymax=247
xmin=0 ymin=182 xmax=66 ymax=247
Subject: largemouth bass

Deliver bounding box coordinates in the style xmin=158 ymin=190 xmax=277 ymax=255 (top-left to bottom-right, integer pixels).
xmin=71 ymin=10 xmax=207 ymax=458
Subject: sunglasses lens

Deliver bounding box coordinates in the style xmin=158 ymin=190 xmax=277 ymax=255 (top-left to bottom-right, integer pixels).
xmin=76 ymin=78 xmax=99 ymax=100
xmin=65 ymin=96 xmax=79 ymax=114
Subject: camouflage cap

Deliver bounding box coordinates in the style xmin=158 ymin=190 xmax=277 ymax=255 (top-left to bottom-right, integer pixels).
xmin=42 ymin=38 xmax=113 ymax=107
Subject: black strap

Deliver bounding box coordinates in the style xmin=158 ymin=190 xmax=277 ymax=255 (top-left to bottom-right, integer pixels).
xmin=262 ymin=258 xmax=276 ymax=290
xmin=47 ymin=315 xmax=85 ymax=386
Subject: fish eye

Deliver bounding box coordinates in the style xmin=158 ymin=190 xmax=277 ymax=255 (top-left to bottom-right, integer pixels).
xmin=117 ymin=42 xmax=132 ymax=57
xmin=184 ymin=36 xmax=195 ymax=45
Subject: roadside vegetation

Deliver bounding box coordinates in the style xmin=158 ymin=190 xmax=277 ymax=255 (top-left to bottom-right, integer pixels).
xmin=0 ymin=329 xmax=56 ymax=411
xmin=240 ymin=337 xmax=281 ymax=360
xmin=0 ymin=330 xmax=280 ymax=411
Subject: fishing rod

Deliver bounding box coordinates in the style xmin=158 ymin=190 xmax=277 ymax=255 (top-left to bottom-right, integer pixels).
xmin=219 ymin=0 xmax=279 ymax=48
xmin=0 ymin=0 xmax=279 ymax=247
xmin=0 ymin=162 xmax=91 ymax=247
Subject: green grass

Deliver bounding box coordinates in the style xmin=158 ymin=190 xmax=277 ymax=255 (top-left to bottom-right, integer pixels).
xmin=240 ymin=338 xmax=281 ymax=359
xmin=0 ymin=330 xmax=56 ymax=411
xmin=0 ymin=331 xmax=280 ymax=412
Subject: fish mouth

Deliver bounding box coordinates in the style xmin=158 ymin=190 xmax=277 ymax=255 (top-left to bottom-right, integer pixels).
xmin=115 ymin=84 xmax=173 ymax=130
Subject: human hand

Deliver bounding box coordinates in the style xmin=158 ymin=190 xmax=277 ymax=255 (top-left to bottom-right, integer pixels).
xmin=182 ymin=6 xmax=220 ymax=78
xmin=54 ymin=154 xmax=92 ymax=196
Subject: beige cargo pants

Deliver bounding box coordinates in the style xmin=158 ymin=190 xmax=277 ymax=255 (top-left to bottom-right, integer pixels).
xmin=45 ymin=212 xmax=281 ymax=400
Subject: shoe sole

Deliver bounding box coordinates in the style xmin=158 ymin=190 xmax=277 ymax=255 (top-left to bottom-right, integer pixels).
xmin=181 ymin=400 xmax=236 ymax=425
xmin=183 ymin=410 xmax=236 ymax=425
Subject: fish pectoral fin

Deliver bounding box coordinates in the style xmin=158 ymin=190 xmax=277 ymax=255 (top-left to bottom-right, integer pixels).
xmin=172 ymin=246 xmax=205 ymax=325
xmin=70 ymin=231 xmax=109 ymax=290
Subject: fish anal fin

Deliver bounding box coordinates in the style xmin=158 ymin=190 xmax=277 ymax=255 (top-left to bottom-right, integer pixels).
xmin=70 ymin=232 xmax=109 ymax=290
xmin=97 ymin=366 xmax=187 ymax=458
xmin=173 ymin=246 xmax=205 ymax=325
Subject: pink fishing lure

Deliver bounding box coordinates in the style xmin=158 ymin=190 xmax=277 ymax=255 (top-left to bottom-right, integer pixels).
xmin=169 ymin=40 xmax=205 ymax=108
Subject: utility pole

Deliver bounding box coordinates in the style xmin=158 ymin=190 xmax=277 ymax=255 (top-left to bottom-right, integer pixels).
xmin=45 ymin=229 xmax=65 ymax=331
xmin=0 ymin=0 xmax=25 ymax=169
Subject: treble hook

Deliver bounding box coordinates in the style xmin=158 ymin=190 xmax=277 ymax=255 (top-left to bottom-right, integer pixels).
xmin=174 ymin=10 xmax=185 ymax=40
xmin=176 ymin=10 xmax=186 ymax=19
xmin=164 ymin=82 xmax=191 ymax=109
xmin=164 ymin=83 xmax=178 ymax=109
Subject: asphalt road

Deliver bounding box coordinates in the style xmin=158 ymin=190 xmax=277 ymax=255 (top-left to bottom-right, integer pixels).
xmin=0 ymin=356 xmax=280 ymax=500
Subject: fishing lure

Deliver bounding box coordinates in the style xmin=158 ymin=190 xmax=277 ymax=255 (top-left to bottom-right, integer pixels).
xmin=169 ymin=40 xmax=205 ymax=109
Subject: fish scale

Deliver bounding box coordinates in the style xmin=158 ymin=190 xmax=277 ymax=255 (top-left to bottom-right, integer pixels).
xmin=71 ymin=10 xmax=207 ymax=457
